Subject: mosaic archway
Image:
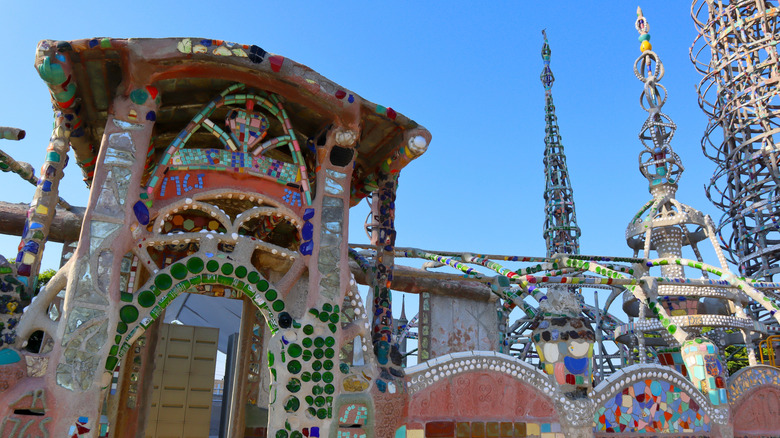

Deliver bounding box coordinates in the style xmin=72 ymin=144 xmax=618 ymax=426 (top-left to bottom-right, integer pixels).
xmin=728 ymin=366 xmax=780 ymax=436
xmin=105 ymin=250 xmax=285 ymax=371
xmin=593 ymin=364 xmax=721 ymax=435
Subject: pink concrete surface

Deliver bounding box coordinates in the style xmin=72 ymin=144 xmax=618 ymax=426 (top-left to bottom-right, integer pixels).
xmin=407 ymin=370 xmax=557 ymax=421
xmin=733 ymin=385 xmax=780 ymax=435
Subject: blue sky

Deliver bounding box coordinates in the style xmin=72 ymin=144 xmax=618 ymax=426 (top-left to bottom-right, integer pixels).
xmin=0 ymin=2 xmax=725 ymax=330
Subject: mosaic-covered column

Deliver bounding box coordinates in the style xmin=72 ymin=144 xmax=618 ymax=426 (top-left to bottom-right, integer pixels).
xmin=1 ymin=110 xmax=72 ymax=351
xmin=267 ymin=125 xmax=358 ymax=438
xmin=369 ymin=131 xmax=429 ymax=438
xmin=45 ymin=89 xmax=159 ymax=435
xmin=19 ymin=39 xmax=97 ymax=296
xmin=370 ymin=170 xmax=400 ymax=369
xmin=681 ymin=339 xmax=728 ymax=407
xmin=418 ymin=292 xmax=431 ymax=362
xmin=15 ymin=111 xmax=71 ymax=291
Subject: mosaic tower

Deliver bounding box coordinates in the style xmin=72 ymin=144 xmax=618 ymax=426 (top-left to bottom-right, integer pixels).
xmin=691 ymin=0 xmax=780 ymax=279
xmin=531 ymin=32 xmax=594 ymax=404
xmin=541 ymin=31 xmax=581 ymax=258
xmin=627 ymin=7 xmax=732 ymax=412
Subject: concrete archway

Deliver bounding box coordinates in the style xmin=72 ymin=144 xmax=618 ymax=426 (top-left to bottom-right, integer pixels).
xmin=105 ymin=250 xmax=285 ymax=371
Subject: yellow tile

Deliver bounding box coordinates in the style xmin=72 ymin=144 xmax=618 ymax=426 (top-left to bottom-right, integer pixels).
xmin=526 ymin=423 xmax=540 ymax=436
xmin=407 ymin=429 xmax=424 ymax=438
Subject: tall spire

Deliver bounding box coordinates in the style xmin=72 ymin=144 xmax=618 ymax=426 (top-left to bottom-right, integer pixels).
xmin=541 ymin=31 xmax=581 ymax=257
xmin=691 ymin=0 xmax=780 ymax=279
xmin=634 ymin=7 xmax=684 ymax=191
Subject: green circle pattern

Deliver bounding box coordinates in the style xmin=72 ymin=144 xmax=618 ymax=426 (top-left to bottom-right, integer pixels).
xmin=155 ymin=274 xmax=172 ymax=290
xmin=286 ymin=378 xmax=301 ymax=393
xmin=288 ymin=344 xmax=302 ymax=357
xmin=138 ymin=290 xmax=156 ymax=308
xmin=120 ymin=305 xmax=139 ymax=323
xmin=187 ymin=257 xmax=204 ymax=273
xmin=221 ymin=263 xmax=233 ymax=275
xmin=287 ymin=360 xmax=302 ymax=374
xmin=171 ymin=263 xmax=188 ymax=279
xmin=115 ymin=256 xmax=291 ymax=375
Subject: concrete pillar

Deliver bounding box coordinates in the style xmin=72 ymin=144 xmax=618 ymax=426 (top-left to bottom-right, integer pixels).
xmin=44 ymin=89 xmax=158 ymax=435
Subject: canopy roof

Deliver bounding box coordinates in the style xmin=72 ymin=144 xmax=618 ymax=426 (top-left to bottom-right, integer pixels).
xmin=36 ymin=38 xmax=430 ymax=204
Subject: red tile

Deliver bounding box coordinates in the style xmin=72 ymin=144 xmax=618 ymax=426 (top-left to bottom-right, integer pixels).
xmin=426 ymin=421 xmax=455 ymax=438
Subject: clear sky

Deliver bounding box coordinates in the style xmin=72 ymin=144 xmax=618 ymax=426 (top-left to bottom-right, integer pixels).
xmin=0 ymin=2 xmax=727 ymax=333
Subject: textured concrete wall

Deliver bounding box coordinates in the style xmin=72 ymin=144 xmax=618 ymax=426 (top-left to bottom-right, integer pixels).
xmin=427 ymin=295 xmax=499 ymax=358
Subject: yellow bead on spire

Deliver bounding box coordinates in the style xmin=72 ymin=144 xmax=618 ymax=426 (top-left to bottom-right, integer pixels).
xmin=636 ymin=6 xmax=652 ymax=52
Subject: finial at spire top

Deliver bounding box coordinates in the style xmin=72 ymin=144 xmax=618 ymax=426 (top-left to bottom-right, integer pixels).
xmin=636 ymin=6 xmax=652 ymax=52
xmin=540 ymin=30 xmax=554 ymax=90
xmin=541 ymin=30 xmax=551 ymax=61
xmin=633 ymin=6 xmax=683 ymax=189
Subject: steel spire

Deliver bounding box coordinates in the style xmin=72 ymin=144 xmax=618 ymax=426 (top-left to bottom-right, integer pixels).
xmin=541 ymin=30 xmax=581 ymax=257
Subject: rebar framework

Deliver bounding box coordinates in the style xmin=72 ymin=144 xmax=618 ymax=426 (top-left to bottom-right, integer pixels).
xmin=541 ymin=31 xmax=581 ymax=257
xmin=691 ymin=0 xmax=780 ymax=279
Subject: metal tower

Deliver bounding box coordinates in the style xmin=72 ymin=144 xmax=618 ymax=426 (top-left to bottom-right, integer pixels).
xmin=691 ymin=0 xmax=780 ymax=279
xmin=541 ymin=31 xmax=581 ymax=257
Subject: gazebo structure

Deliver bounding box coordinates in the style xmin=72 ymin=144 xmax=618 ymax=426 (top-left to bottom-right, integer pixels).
xmin=0 ymin=6 xmax=779 ymax=438
xmin=0 ymin=37 xmax=430 ymax=437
